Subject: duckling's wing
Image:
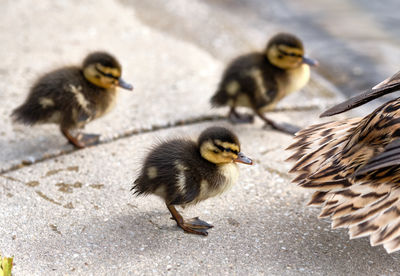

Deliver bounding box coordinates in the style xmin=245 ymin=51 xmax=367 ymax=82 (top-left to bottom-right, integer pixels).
xmin=321 ymin=70 xmax=400 ymax=117
xmin=76 ymin=106 xmax=95 ymax=123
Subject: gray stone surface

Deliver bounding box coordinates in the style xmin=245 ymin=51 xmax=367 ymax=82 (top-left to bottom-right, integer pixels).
xmin=1 ymin=0 xmax=399 ymax=275
xmin=2 ymin=121 xmax=400 ymax=275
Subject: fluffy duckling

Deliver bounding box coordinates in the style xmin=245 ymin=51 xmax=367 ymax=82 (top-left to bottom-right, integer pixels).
xmin=133 ymin=126 xmax=253 ymax=236
xmin=12 ymin=51 xmax=133 ymax=148
xmin=211 ymin=33 xmax=318 ymax=135
xmin=287 ymin=70 xmax=400 ymax=253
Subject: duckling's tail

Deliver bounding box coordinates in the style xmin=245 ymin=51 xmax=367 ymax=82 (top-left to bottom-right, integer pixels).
xmin=11 ymin=102 xmax=52 ymax=125
xmin=287 ymin=118 xmax=400 ymax=253
xmin=210 ymin=90 xmax=228 ymax=107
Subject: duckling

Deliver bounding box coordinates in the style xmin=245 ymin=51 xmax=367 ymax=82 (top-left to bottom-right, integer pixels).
xmin=211 ymin=33 xmax=318 ymax=135
xmin=132 ymin=126 xmax=253 ymax=236
xmin=286 ymin=70 xmax=400 ymax=253
xmin=11 ymin=51 xmax=133 ymax=148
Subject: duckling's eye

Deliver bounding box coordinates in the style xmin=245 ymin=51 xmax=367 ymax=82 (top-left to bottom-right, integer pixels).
xmin=213 ymin=149 xmax=219 ymax=154
xmin=103 ymin=72 xmax=118 ymax=79
xmin=278 ymin=55 xmax=283 ymax=59
xmin=288 ymin=53 xmax=301 ymax=57
xmin=225 ymin=148 xmax=231 ymax=153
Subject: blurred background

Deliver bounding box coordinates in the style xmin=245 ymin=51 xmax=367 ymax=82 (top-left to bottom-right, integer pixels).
xmin=123 ymin=0 xmax=400 ymax=97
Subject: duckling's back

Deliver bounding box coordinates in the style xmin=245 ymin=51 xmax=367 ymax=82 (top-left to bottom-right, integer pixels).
xmin=12 ymin=67 xmax=109 ymax=129
xmin=133 ymin=139 xmax=222 ymax=206
xmin=211 ymin=53 xmax=284 ymax=109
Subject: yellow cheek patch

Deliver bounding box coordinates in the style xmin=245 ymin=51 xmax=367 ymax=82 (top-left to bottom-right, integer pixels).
xmin=200 ymin=141 xmax=236 ymax=164
xmin=222 ymin=151 xmax=238 ymax=159
xmin=96 ymin=63 xmax=121 ymax=78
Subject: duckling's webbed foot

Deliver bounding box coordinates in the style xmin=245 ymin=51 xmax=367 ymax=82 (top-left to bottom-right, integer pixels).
xmin=167 ymin=205 xmax=213 ymax=236
xmin=61 ymin=128 xmax=100 ymax=149
xmin=255 ymin=110 xmax=300 ymax=135
xmin=228 ymin=107 xmax=254 ymax=124
xmin=78 ymin=133 xmax=100 ymax=146
xmin=185 ymin=217 xmax=214 ymax=230
xmin=264 ymin=122 xmax=301 ymax=136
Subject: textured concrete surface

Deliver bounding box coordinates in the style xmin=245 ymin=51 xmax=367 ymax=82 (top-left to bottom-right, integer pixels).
xmin=1 ymin=0 xmax=399 ymax=275
xmin=2 ymin=121 xmax=400 ymax=275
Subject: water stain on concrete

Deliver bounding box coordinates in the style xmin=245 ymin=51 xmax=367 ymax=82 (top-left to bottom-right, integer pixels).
xmin=73 ymin=181 xmax=82 ymax=188
xmin=67 ymin=166 xmax=79 ymax=172
xmin=56 ymin=182 xmax=73 ymax=193
xmin=44 ymin=166 xmax=79 ymax=178
xmin=36 ymin=190 xmax=61 ymax=206
xmin=55 ymin=182 xmax=82 ymax=193
xmin=45 ymin=169 xmax=64 ymax=177
xmin=26 ymin=180 xmax=40 ymax=187
xmin=89 ymin=184 xmax=104 ymax=189
xmin=227 ymin=217 xmax=240 ymax=227
xmin=1 ymin=175 xmax=24 ymax=183
xmin=49 ymin=223 xmax=62 ymax=235
xmin=63 ymin=202 xmax=74 ymax=209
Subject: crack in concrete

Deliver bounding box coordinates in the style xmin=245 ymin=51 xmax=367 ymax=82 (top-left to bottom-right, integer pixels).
xmin=0 ymin=114 xmax=225 ymax=175
xmin=0 ymin=105 xmax=318 ymax=176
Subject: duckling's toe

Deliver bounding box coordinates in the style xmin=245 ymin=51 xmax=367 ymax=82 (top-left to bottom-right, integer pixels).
xmin=228 ymin=111 xmax=254 ymax=124
xmin=262 ymin=121 xmax=301 ymax=136
xmin=77 ymin=133 xmax=100 ymax=147
xmin=185 ymin=217 xmax=214 ymax=230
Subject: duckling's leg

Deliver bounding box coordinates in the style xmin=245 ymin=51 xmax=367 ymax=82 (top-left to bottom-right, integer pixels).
xmin=228 ymin=107 xmax=254 ymax=124
xmin=167 ymin=204 xmax=213 ymax=236
xmin=61 ymin=128 xmax=100 ymax=148
xmin=255 ymin=110 xmax=301 ymax=136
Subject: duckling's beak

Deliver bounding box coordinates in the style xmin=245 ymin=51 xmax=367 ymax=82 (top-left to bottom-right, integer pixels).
xmin=234 ymin=152 xmax=253 ymax=165
xmin=302 ymin=56 xmax=318 ymax=67
xmin=118 ymin=78 xmax=134 ymax=91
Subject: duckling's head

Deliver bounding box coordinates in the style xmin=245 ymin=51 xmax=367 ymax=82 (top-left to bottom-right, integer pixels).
xmin=198 ymin=127 xmax=253 ymax=165
xmin=265 ymin=33 xmax=318 ymax=69
xmin=82 ymin=51 xmax=133 ymax=90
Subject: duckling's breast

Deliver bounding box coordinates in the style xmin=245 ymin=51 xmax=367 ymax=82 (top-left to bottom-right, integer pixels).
xmin=194 ymin=162 xmax=239 ymax=203
xmin=93 ymin=88 xmax=119 ymax=118
xmin=277 ymin=64 xmax=310 ymax=98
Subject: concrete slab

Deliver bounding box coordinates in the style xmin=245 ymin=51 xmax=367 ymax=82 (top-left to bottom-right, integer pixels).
xmin=1 ymin=120 xmax=399 ymax=275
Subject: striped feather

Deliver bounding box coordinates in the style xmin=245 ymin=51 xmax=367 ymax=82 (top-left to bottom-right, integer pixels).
xmin=287 ymin=97 xmax=400 ymax=253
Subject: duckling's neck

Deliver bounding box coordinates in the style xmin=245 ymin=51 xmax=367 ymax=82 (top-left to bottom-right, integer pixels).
xmin=217 ymin=162 xmax=239 ymax=187
xmin=277 ymin=64 xmax=310 ymax=98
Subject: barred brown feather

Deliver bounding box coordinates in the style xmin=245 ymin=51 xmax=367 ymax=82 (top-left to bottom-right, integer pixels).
xmin=287 ymin=97 xmax=400 ymax=253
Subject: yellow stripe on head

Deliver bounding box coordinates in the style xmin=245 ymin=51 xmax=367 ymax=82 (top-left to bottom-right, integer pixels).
xmin=214 ymin=140 xmax=240 ymax=152
xmin=95 ymin=64 xmax=121 ymax=78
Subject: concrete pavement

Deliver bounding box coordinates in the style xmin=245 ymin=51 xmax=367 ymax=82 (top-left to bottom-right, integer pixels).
xmin=1 ymin=0 xmax=399 ymax=275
